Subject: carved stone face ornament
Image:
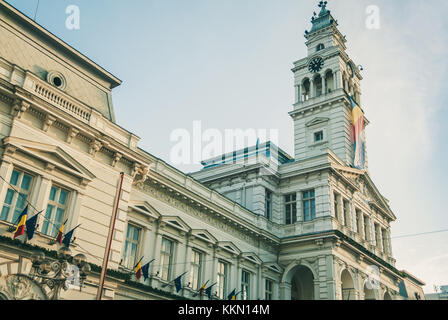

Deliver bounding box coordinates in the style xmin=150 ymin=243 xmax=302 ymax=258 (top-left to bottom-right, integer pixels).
xmin=0 ymin=275 xmax=48 ymax=300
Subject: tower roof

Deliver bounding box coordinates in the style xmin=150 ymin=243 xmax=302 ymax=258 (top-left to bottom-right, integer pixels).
xmin=306 ymin=1 xmax=338 ymax=35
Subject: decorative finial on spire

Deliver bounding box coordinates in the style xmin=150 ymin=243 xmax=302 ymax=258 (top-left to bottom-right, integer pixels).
xmin=318 ymin=1 xmax=328 ymax=9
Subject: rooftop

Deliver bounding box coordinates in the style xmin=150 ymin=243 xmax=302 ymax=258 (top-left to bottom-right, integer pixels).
xmin=200 ymin=141 xmax=294 ymax=170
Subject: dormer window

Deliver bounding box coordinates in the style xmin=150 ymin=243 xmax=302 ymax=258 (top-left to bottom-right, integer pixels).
xmin=316 ymin=43 xmax=325 ymax=52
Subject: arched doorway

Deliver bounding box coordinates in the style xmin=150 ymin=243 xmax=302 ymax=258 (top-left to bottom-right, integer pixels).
xmin=290 ymin=266 xmax=315 ymax=300
xmin=341 ymin=269 xmax=355 ymax=300
xmin=364 ymin=283 xmax=376 ymax=300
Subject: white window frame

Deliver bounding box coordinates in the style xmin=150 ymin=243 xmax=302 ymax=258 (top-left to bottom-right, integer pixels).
xmin=265 ymin=278 xmax=274 ymax=300
xmin=265 ymin=189 xmax=273 ymax=221
xmin=189 ymin=249 xmax=203 ymax=290
xmin=303 ymin=189 xmax=316 ymax=221
xmin=241 ymin=269 xmax=251 ymax=300
xmin=285 ymin=193 xmax=297 ymax=225
xmin=41 ymin=185 xmax=71 ymax=237
xmin=217 ymin=260 xmax=229 ymax=299
xmin=160 ymin=237 xmax=175 ymax=281
xmin=122 ymin=223 xmax=142 ymax=269
xmin=0 ymin=169 xmax=34 ymax=224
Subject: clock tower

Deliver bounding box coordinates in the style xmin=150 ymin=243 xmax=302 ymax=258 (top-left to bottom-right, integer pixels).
xmin=290 ymin=1 xmax=367 ymax=169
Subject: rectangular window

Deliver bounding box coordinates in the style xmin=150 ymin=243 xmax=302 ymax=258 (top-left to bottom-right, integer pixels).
xmin=285 ymin=194 xmax=297 ymax=225
xmin=41 ymin=186 xmax=70 ymax=237
xmin=189 ymin=250 xmax=203 ymax=290
xmin=265 ymin=279 xmax=273 ymax=300
xmin=314 ymin=131 xmax=324 ymax=142
xmin=1 ymin=169 xmax=33 ymax=223
xmin=265 ymin=189 xmax=272 ymax=221
xmin=303 ymin=190 xmax=316 ymax=221
xmin=217 ymin=261 xmax=229 ymax=300
xmin=241 ymin=270 xmax=251 ymax=300
xmin=160 ymin=238 xmax=174 ymax=281
xmin=122 ymin=224 xmax=141 ymax=269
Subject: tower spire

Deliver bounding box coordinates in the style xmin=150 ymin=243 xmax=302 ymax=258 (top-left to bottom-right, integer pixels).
xmin=306 ymin=1 xmax=337 ymax=36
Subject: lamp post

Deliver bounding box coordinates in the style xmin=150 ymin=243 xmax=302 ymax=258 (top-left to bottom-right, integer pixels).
xmin=30 ymin=247 xmax=91 ymax=300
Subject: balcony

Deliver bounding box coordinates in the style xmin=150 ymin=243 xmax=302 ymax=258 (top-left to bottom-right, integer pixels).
xmin=293 ymin=88 xmax=346 ymax=112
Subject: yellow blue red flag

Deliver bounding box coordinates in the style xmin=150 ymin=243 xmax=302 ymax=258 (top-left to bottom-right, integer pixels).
xmin=349 ymin=95 xmax=366 ymax=169
xmin=13 ymin=206 xmax=28 ymax=239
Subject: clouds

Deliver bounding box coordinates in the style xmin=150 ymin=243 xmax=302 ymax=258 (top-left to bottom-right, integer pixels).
xmin=330 ymin=0 xmax=448 ymax=291
xmin=8 ymin=0 xmax=447 ymax=293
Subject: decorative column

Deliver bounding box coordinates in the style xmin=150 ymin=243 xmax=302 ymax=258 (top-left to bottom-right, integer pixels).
xmin=257 ymin=265 xmax=263 ymax=300
xmin=350 ymin=201 xmax=356 ymax=233
xmin=0 ymin=161 xmax=14 ymax=209
xmin=205 ymin=245 xmax=217 ymax=296
xmin=334 ymin=70 xmax=341 ymax=89
xmin=173 ymin=233 xmax=188 ymax=289
xmin=310 ymin=80 xmax=315 ymax=99
xmin=359 ymin=213 xmax=365 ymax=240
xmin=337 ymin=194 xmax=344 ymax=226
xmin=35 ymin=177 xmax=52 ymax=231
xmin=295 ymin=85 xmax=300 ymax=103
xmin=319 ymin=75 xmax=324 ymax=96
xmin=279 ymin=282 xmax=292 ymax=300
xmin=152 ymin=226 xmax=164 ymax=279
xmin=183 ymin=236 xmax=194 ymax=289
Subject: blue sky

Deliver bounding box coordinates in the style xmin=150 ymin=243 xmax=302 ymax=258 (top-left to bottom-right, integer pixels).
xmin=6 ymin=0 xmax=448 ymax=293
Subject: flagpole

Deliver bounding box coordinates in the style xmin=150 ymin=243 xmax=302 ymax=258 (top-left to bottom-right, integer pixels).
xmin=96 ymin=172 xmax=125 ymax=300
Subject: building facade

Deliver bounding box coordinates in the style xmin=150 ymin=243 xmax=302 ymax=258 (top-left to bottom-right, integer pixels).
xmin=426 ymin=285 xmax=448 ymax=300
xmin=0 ymin=0 xmax=423 ymax=300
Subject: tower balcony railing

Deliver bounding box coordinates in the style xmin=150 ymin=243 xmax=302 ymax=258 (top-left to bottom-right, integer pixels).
xmin=293 ymin=88 xmax=346 ymax=113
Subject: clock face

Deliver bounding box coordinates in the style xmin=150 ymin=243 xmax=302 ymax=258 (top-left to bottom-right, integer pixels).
xmin=308 ymin=57 xmax=324 ymax=73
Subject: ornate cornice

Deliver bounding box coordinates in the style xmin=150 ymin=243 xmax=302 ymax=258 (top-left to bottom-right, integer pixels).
xmin=137 ymin=180 xmax=278 ymax=254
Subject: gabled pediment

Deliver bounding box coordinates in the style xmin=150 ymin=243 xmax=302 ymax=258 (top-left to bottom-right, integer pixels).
xmin=3 ymin=137 xmax=95 ymax=184
xmin=332 ymin=163 xmax=396 ymax=221
xmin=191 ymin=230 xmax=217 ymax=245
xmin=262 ymin=262 xmax=283 ymax=274
xmin=160 ymin=216 xmax=191 ymax=233
xmin=218 ymin=241 xmax=241 ymax=256
xmin=306 ymin=117 xmax=330 ymax=127
xmin=129 ymin=200 xmax=161 ymax=221
xmin=241 ymin=252 xmax=262 ymax=265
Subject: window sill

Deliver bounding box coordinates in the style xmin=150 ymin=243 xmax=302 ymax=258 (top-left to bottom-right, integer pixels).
xmin=310 ymin=141 xmax=328 ymax=148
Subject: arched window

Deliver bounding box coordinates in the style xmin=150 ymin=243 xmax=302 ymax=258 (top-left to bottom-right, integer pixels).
xmin=302 ymin=78 xmax=310 ymax=101
xmin=325 ymin=70 xmax=334 ymax=93
xmin=316 ymin=43 xmax=325 ymax=52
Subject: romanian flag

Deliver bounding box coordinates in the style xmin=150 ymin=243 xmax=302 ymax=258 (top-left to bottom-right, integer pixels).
xmin=199 ymin=280 xmax=209 ymax=295
xmin=349 ymin=95 xmax=366 ymax=169
xmin=13 ymin=206 xmax=28 ymax=239
xmin=56 ymin=219 xmax=68 ymax=244
xmin=134 ymin=257 xmax=143 ymax=280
